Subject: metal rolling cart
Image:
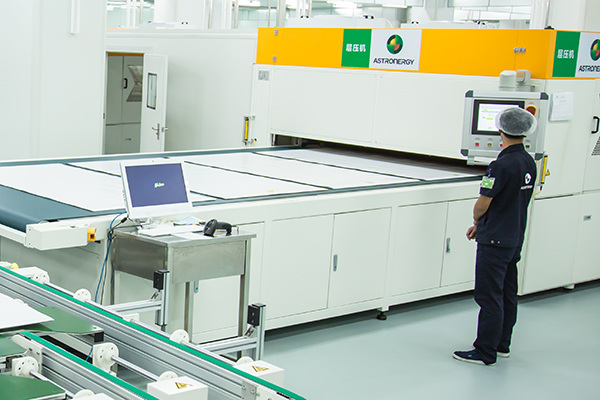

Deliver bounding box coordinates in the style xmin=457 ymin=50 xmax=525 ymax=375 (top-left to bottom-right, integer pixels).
xmin=110 ymin=229 xmax=261 ymax=357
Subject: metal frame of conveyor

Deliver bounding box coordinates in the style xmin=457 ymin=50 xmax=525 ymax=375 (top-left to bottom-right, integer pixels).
xmin=0 ymin=266 xmax=304 ymax=400
xmin=13 ymin=332 xmax=156 ymax=400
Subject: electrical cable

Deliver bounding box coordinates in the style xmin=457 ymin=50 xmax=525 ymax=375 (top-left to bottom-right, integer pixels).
xmin=94 ymin=212 xmax=127 ymax=303
xmin=85 ymin=348 xmax=93 ymax=363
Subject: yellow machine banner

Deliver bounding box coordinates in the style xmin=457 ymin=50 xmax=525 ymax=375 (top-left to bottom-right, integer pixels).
xmin=256 ymin=28 xmax=598 ymax=79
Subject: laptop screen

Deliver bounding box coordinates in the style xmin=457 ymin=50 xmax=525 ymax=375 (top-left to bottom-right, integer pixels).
xmin=121 ymin=160 xmax=193 ymax=220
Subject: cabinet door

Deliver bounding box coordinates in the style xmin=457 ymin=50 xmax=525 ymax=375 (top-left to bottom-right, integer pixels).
xmin=105 ymin=56 xmax=123 ymax=125
xmin=520 ymin=196 xmax=579 ymax=294
xmin=441 ymin=199 xmax=477 ymax=287
xmin=389 ymin=203 xmax=447 ymax=296
xmin=264 ymin=215 xmax=333 ymax=319
xmin=572 ymin=192 xmax=600 ymax=283
xmin=103 ymin=125 xmax=122 ymax=155
xmin=328 ymin=209 xmax=390 ymax=308
xmin=121 ymin=124 xmax=141 ymax=154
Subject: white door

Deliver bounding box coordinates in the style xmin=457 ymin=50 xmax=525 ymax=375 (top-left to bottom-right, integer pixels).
xmin=140 ymin=54 xmax=168 ymax=153
xmin=264 ymin=215 xmax=333 ymax=319
xmin=389 ymin=203 xmax=447 ymax=296
xmin=572 ymin=192 xmax=600 ymax=283
xmin=440 ymin=199 xmax=477 ymax=287
xmin=520 ymin=196 xmax=579 ymax=295
xmin=328 ymin=209 xmax=390 ymax=308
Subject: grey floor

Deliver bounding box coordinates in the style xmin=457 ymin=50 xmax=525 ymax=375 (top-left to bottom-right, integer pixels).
xmin=263 ymin=281 xmax=600 ymax=400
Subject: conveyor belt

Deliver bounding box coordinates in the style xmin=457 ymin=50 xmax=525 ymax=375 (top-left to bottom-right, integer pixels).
xmin=0 ymin=184 xmax=98 ymax=232
xmin=0 ymin=266 xmax=304 ymax=400
xmin=0 ymin=147 xmax=482 ymax=232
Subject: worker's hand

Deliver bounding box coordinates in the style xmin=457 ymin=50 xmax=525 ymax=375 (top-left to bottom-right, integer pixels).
xmin=466 ymin=225 xmax=477 ymax=240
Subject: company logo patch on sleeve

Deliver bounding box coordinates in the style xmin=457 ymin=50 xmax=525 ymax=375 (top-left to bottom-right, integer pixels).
xmin=481 ymin=177 xmax=495 ymax=189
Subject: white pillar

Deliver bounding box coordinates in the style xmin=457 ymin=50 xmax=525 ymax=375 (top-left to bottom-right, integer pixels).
xmin=547 ymin=0 xmax=587 ymax=30
xmin=174 ymin=0 xmax=207 ymax=28
xmin=583 ymin=1 xmax=600 ymax=31
xmin=154 ymin=0 xmax=176 ymax=22
xmin=530 ymin=0 xmax=550 ymax=29
xmin=408 ymin=0 xmax=453 ymax=24
xmin=276 ymin=0 xmax=286 ymax=27
xmin=165 ymin=0 xmax=231 ymax=29
xmin=211 ymin=0 xmax=233 ymax=29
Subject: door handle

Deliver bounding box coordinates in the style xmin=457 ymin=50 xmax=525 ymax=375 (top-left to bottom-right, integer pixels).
xmin=152 ymin=123 xmax=160 ymax=139
xmin=592 ymin=116 xmax=599 ymax=134
xmin=446 ymin=238 xmax=451 ymax=253
xmin=333 ymin=254 xmax=338 ymax=272
xmin=123 ymin=78 xmax=128 ymax=89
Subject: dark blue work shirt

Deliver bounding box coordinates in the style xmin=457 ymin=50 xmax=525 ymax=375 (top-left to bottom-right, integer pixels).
xmin=476 ymin=143 xmax=536 ymax=248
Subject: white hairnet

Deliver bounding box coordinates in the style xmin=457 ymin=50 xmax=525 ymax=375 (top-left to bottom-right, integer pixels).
xmin=495 ymin=107 xmax=537 ymax=137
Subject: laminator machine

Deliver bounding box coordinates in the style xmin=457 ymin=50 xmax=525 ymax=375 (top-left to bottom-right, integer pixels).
xmin=0 ymin=147 xmax=482 ymax=340
xmin=1 ymin=27 xmax=600 ymax=354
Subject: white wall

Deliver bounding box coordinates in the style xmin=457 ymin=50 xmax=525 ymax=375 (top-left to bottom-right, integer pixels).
xmin=583 ymin=0 xmax=600 ymax=31
xmin=546 ymin=0 xmax=600 ymax=31
xmin=408 ymin=0 xmax=454 ymax=24
xmin=0 ymin=0 xmax=106 ymax=161
xmin=0 ymin=2 xmax=35 ymax=160
xmin=106 ymin=30 xmax=258 ymax=151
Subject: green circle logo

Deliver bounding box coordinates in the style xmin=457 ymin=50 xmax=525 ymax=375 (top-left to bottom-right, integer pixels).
xmin=591 ymin=39 xmax=600 ymax=61
xmin=387 ymin=35 xmax=403 ymax=55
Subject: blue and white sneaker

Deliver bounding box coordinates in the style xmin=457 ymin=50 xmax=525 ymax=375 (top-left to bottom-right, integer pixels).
xmin=453 ymin=349 xmax=496 ymax=366
xmin=497 ymin=350 xmax=510 ymax=358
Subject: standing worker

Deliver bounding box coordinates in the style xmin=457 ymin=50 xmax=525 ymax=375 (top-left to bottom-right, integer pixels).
xmin=453 ymin=107 xmax=538 ymax=366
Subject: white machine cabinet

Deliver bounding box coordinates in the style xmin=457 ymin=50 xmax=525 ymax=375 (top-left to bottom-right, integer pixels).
xmin=328 ymin=208 xmax=390 ymax=308
xmin=520 ymin=196 xmax=581 ymax=295
xmin=389 ymin=199 xmax=477 ymax=297
xmin=390 ymin=202 xmax=447 ymax=295
xmin=572 ymin=192 xmax=600 ymax=284
xmin=265 ymin=215 xmax=334 ymax=319
xmin=264 ymin=208 xmax=390 ymax=321
xmin=440 ymin=199 xmax=477 ymax=287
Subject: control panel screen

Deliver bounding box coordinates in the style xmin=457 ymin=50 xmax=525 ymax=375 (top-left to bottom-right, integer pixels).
xmin=125 ymin=163 xmax=189 ymax=208
xmin=472 ymin=99 xmax=525 ymax=135
xmin=121 ymin=161 xmax=193 ymax=220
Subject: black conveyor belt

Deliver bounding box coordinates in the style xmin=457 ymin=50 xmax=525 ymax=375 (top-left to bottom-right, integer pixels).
xmin=0 ymin=185 xmax=111 ymax=232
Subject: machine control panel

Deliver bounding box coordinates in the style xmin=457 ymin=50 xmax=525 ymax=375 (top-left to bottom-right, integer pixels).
xmin=461 ymin=90 xmax=549 ymax=163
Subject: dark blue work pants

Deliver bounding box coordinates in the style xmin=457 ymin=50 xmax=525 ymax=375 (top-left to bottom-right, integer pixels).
xmin=473 ymin=243 xmax=521 ymax=364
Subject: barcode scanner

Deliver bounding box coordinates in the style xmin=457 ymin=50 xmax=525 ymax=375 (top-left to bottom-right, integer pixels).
xmin=203 ymin=219 xmax=232 ymax=236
